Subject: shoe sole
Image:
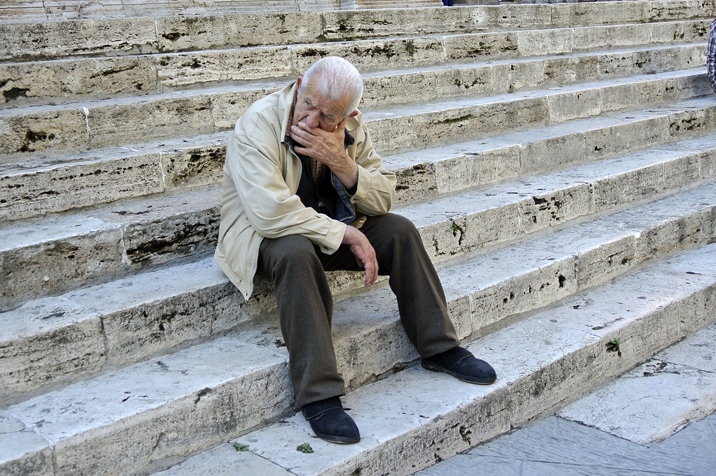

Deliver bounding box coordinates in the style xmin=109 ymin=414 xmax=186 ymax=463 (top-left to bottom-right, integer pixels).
xmin=313 ymin=432 xmax=361 ymax=444
xmin=421 ymin=360 xmax=497 ymax=385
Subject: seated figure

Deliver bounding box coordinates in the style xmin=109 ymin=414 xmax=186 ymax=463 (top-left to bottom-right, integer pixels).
xmin=214 ymin=56 xmax=497 ymax=444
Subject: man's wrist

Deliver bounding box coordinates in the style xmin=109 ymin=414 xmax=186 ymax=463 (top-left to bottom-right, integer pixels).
xmin=345 ymin=164 xmax=359 ymax=194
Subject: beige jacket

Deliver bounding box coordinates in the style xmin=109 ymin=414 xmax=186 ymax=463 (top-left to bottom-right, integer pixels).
xmin=214 ymin=82 xmax=396 ymax=299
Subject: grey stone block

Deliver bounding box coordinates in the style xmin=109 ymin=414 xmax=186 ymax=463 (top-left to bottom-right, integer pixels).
xmin=0 ymin=56 xmax=158 ymax=108
xmin=0 ymin=107 xmax=88 ymax=157
xmin=0 ymin=412 xmax=53 ymax=475
xmin=0 ymin=17 xmax=158 ymax=62
xmin=155 ymin=12 xmax=323 ymax=53
xmin=0 ymin=298 xmax=105 ymax=404
xmin=88 ymin=97 xmax=214 ymax=147
xmin=5 ymin=337 xmax=293 ymax=476
xmin=0 ymin=216 xmax=125 ymax=302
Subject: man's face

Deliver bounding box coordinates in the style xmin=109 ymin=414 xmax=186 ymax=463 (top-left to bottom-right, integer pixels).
xmin=293 ymin=76 xmax=352 ymax=133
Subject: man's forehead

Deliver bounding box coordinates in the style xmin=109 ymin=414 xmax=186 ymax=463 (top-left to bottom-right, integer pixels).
xmin=302 ymin=81 xmax=350 ymax=115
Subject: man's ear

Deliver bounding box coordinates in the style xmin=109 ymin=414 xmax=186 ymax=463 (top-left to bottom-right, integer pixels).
xmin=296 ymin=77 xmax=302 ymax=89
xmin=348 ymin=109 xmax=359 ymax=118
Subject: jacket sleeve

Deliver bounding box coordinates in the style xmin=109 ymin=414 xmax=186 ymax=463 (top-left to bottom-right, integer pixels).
xmin=348 ymin=118 xmax=397 ymax=216
xmin=224 ymin=116 xmax=346 ymax=255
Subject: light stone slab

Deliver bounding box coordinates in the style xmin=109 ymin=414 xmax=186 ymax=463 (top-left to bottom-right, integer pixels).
xmin=558 ymin=323 xmax=716 ymax=444
xmin=0 ymin=412 xmax=53 ymax=475
xmin=0 ymin=55 xmax=158 ymax=107
xmin=0 ymin=131 xmax=228 ymax=221
xmin=231 ymin=365 xmax=509 ymax=476
xmin=0 ymin=106 xmax=89 ymax=158
xmin=0 ymin=297 xmax=105 ymax=404
xmin=155 ymin=12 xmax=323 ymax=53
xmin=4 ymin=336 xmax=292 ymax=476
xmin=154 ymin=442 xmax=294 ymax=476
xmin=2 ymin=120 xmax=714 ymax=306
xmin=0 ymin=215 xmax=125 ymax=302
xmin=0 ymin=17 xmax=158 ymax=61
xmin=2 ymin=216 xmax=715 ymax=476
xmin=1 ymin=2 xmax=708 ymax=60
xmin=0 ymin=57 xmax=705 ymax=165
xmin=209 ymin=245 xmax=716 ymax=476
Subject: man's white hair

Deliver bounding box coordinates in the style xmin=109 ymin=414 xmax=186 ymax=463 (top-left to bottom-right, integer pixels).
xmin=300 ymin=56 xmax=364 ymax=117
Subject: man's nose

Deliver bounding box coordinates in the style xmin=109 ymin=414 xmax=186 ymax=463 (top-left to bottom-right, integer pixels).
xmin=304 ymin=112 xmax=320 ymax=129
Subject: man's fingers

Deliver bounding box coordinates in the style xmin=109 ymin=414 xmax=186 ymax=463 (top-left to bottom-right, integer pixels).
xmin=343 ymin=226 xmax=379 ymax=286
xmin=363 ymin=257 xmax=378 ymax=286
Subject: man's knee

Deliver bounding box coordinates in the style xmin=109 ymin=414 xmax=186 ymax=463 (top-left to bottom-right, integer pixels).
xmin=380 ymin=214 xmax=422 ymax=244
xmin=260 ymin=234 xmax=319 ymax=275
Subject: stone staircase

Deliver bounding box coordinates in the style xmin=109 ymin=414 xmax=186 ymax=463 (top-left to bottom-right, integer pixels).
xmin=1 ymin=1 xmax=715 ymax=475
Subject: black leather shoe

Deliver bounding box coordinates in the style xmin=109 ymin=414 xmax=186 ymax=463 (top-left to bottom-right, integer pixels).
xmin=421 ymin=346 xmax=497 ymax=385
xmin=302 ymin=397 xmax=360 ymax=444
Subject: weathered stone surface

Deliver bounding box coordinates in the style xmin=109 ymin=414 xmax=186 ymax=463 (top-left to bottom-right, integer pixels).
xmin=517 ymin=28 xmax=574 ymax=57
xmin=155 ymin=12 xmax=322 ymax=52
xmin=208 ymin=88 xmax=270 ymax=131
xmin=442 ymin=246 xmax=576 ymax=338
xmin=66 ymin=259 xmax=238 ymax=367
xmin=0 ymin=56 xmax=158 ymax=108
xmin=0 ymin=152 xmax=164 ymax=221
xmin=0 ymin=49 xmax=704 ymax=162
xmin=444 ymin=32 xmax=519 ymax=62
xmin=204 ymin=245 xmax=716 ymax=476
xmin=5 ymin=337 xmax=293 ymax=476
xmin=649 ymin=0 xmax=716 ymax=22
xmin=232 ymin=366 xmax=510 ymax=476
xmin=333 ymin=287 xmax=418 ymax=390
xmin=0 ymin=107 xmax=88 ymax=158
xmin=551 ymin=1 xmax=649 ymax=28
xmin=0 ymin=17 xmax=157 ymax=61
xmin=0 ymin=412 xmax=53 ymax=475
xmin=559 ymin=324 xmax=716 ymax=444
xmin=523 ymin=183 xmax=595 ymax=233
xmin=123 ymin=209 xmax=220 ymax=268
xmin=0 ymin=216 xmax=124 ymax=301
xmin=0 ymin=298 xmax=105 ymax=404
xmin=156 ymin=47 xmax=293 ymax=88
xmin=153 ymin=442 xmax=293 ymax=476
xmin=161 ymin=141 xmax=226 ymax=191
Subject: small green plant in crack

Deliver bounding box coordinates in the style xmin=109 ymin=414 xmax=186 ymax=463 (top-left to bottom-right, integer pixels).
xmin=606 ymin=338 xmax=624 ymax=357
xmin=450 ymin=220 xmax=464 ymax=236
xmin=674 ymin=29 xmax=679 ymax=40
xmin=297 ymin=443 xmax=314 ymax=454
xmin=233 ymin=442 xmax=249 ymax=452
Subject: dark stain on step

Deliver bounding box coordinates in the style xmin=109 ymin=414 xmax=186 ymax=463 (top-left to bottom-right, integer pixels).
xmin=19 ymin=129 xmax=56 ymax=153
xmin=195 ymin=387 xmax=212 ymax=404
xmin=3 ymin=87 xmax=29 ymax=101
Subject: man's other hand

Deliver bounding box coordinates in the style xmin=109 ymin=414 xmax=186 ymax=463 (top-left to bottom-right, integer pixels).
xmin=342 ymin=225 xmax=378 ymax=286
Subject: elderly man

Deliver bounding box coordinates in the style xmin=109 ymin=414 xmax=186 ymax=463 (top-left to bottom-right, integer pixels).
xmin=215 ymin=56 xmax=496 ymax=444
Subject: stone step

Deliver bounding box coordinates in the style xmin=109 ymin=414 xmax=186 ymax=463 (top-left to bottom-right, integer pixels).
xmin=1 ymin=2 xmax=708 ymax=62
xmin=557 ymin=323 xmax=716 ymax=446
xmin=2 ymin=92 xmax=714 ymax=225
xmin=415 ymin=320 xmax=716 ymax=476
xmin=0 ymin=19 xmax=709 ymax=110
xmin=1 ymin=101 xmax=714 ymax=305
xmin=3 ymin=233 xmax=712 ymax=476
xmin=0 ymin=0 xmax=446 ymax=24
xmin=152 ymin=243 xmax=716 ymax=476
xmin=0 ymin=64 xmax=708 ymax=165
xmin=2 ymin=141 xmax=714 ymax=405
